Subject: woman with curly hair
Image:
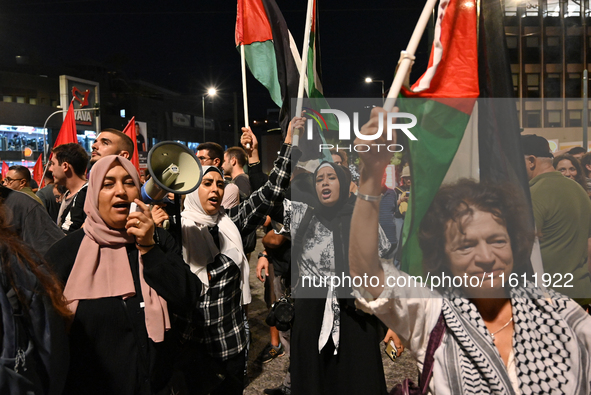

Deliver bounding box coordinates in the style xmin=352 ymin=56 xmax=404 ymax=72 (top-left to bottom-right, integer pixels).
xmin=553 ymin=153 xmax=588 ymax=193
xmin=350 ymin=108 xmax=591 ymax=394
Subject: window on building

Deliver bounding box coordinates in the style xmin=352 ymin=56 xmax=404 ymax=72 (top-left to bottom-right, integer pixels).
xmin=567 ymin=110 xmax=582 ymax=127
xmin=16 ymin=97 xmax=25 ymax=104
xmin=545 ymin=74 xmax=562 ymax=98
xmin=526 ymin=37 xmax=539 ymax=47
xmin=507 ymin=37 xmax=518 ymax=49
xmin=565 ymin=0 xmax=581 ymax=16
xmin=29 ymin=98 xmax=37 ymax=105
xmin=566 ymin=73 xmax=581 ymax=97
xmin=504 ymin=4 xmax=517 ymax=16
xmin=526 ymin=73 xmax=540 ymax=98
xmin=566 ymin=36 xmax=583 ymax=63
xmin=512 ymin=74 xmax=519 ymax=95
xmin=547 ymin=36 xmax=560 ymax=46
xmin=546 ymin=0 xmax=560 ymax=17
xmin=2 ymin=96 xmax=12 ymax=103
xmin=547 ymin=110 xmax=562 ymax=127
xmin=525 ymin=111 xmax=542 ymax=127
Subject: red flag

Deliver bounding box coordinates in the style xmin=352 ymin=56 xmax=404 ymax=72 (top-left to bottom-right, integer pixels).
xmin=122 ymin=117 xmax=140 ymax=174
xmin=33 ymin=155 xmax=44 ymax=187
xmin=53 ymin=101 xmax=78 ymax=148
xmin=1 ymin=161 xmax=8 ymax=179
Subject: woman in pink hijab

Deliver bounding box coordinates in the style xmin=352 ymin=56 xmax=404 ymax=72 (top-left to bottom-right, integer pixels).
xmin=45 ymin=155 xmax=201 ymax=395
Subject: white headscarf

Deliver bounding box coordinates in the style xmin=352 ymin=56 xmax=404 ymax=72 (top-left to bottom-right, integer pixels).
xmin=181 ymin=166 xmax=251 ymax=304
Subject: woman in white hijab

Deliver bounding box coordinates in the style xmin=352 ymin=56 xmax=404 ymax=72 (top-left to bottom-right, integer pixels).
xmin=181 ymin=129 xmax=292 ymax=395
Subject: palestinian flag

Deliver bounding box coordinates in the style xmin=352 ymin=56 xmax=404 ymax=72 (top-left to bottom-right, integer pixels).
xmin=235 ymin=0 xmax=299 ymax=134
xmin=398 ymin=0 xmax=532 ymax=277
xmin=1 ymin=161 xmax=7 ymax=179
xmin=302 ymin=0 xmax=338 ymax=149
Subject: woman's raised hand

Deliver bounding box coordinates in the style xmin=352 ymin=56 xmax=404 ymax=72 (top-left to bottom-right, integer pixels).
xmin=356 ymin=107 xmax=395 ymax=177
xmin=126 ymin=199 xmax=156 ymax=253
xmin=241 ymin=127 xmax=258 ymax=155
xmin=286 ymin=116 xmax=306 ymax=145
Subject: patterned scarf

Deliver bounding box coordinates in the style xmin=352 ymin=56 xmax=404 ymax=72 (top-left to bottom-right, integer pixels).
xmin=441 ymin=285 xmax=582 ymax=395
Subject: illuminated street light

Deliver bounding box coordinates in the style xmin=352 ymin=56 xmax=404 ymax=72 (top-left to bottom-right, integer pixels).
xmin=365 ymin=77 xmax=385 ymax=104
xmin=202 ymin=87 xmax=217 ymax=142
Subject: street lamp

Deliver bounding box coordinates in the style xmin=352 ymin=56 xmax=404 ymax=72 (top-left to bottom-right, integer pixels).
xmin=202 ymin=87 xmax=217 ymax=142
xmin=365 ymin=77 xmax=385 ymax=104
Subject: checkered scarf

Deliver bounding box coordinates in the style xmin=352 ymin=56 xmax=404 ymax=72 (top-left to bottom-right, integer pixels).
xmin=440 ymin=285 xmax=589 ymax=394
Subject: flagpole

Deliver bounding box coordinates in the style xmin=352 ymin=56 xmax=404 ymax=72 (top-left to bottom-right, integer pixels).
xmin=293 ymin=0 xmax=315 ymax=147
xmin=240 ymin=44 xmax=252 ymax=149
xmin=383 ymin=0 xmax=439 ymax=112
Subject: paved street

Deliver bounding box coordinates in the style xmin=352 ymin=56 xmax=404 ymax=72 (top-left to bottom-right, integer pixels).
xmin=244 ymin=231 xmax=417 ymax=394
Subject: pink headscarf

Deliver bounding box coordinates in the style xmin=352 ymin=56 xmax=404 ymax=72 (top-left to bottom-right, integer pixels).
xmin=63 ymin=155 xmax=170 ymax=342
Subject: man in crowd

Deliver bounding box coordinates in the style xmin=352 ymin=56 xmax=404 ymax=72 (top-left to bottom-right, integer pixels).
xmin=50 ymin=143 xmax=89 ymax=234
xmin=197 ymin=142 xmax=240 ymax=209
xmin=3 ymin=165 xmax=44 ymax=206
xmin=89 ymin=128 xmax=134 ymax=166
xmin=330 ymin=148 xmax=347 ymax=166
xmin=36 ymin=170 xmax=60 ymax=222
xmin=581 ymin=152 xmax=591 ymax=192
xmin=223 ymin=147 xmax=251 ymax=198
xmin=522 ymin=134 xmax=591 ymax=304
xmin=0 ymin=182 xmax=64 ymax=255
xmin=379 ymin=170 xmax=397 ymax=256
xmin=568 ymin=146 xmax=587 ymax=161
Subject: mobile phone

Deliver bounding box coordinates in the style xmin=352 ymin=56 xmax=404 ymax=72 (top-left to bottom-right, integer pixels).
xmin=405 ymin=191 xmax=410 ymax=197
xmin=385 ymin=340 xmax=398 ymax=361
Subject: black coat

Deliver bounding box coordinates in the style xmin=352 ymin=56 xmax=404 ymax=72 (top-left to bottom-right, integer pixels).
xmin=45 ymin=228 xmax=201 ymax=395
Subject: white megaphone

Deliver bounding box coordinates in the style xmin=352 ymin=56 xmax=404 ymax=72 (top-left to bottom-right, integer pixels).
xmin=141 ymin=141 xmax=203 ymax=203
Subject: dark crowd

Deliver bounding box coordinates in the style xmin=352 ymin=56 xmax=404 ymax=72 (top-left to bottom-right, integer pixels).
xmin=2 ymin=109 xmax=591 ymax=395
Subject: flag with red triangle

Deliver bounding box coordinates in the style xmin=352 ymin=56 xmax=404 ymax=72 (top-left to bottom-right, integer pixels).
xmin=122 ymin=117 xmax=140 ymax=174
xmin=397 ymin=0 xmax=479 ymax=277
xmin=397 ymin=0 xmax=533 ymax=278
xmin=53 ymin=101 xmax=78 ymax=148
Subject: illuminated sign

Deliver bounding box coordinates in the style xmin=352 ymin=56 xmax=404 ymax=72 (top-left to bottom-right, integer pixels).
xmin=60 ymin=75 xmax=100 ymax=132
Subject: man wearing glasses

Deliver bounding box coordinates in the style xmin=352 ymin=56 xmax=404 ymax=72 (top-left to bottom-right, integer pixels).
xmin=3 ymin=165 xmax=44 ymax=206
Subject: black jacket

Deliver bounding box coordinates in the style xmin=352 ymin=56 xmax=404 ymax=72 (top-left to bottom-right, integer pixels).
xmin=45 ymin=228 xmax=201 ymax=395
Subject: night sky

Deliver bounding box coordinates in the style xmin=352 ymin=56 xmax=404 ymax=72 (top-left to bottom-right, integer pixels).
xmin=0 ymin=0 xmax=431 ymax=121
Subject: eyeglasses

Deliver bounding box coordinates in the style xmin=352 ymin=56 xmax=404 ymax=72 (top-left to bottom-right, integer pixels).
xmin=3 ymin=177 xmax=23 ymax=184
xmin=197 ymin=156 xmax=212 ymax=163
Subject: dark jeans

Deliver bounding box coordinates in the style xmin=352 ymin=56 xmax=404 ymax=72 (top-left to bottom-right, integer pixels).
xmin=210 ymin=349 xmax=246 ymax=395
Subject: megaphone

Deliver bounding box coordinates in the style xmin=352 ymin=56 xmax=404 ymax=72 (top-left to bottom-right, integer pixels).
xmin=141 ymin=141 xmax=202 ymax=203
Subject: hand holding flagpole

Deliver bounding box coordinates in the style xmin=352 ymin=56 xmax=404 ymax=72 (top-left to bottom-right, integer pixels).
xmin=383 ymin=0 xmax=439 ymax=112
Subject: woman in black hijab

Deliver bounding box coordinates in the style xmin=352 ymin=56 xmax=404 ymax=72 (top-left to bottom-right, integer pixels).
xmin=287 ymin=161 xmax=390 ymax=395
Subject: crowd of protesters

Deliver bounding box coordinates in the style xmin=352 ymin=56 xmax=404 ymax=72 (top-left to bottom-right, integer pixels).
xmin=2 ymin=107 xmax=591 ymax=395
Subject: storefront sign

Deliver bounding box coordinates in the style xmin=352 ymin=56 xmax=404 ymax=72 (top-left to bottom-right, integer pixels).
xmin=59 ymin=75 xmax=101 ymax=132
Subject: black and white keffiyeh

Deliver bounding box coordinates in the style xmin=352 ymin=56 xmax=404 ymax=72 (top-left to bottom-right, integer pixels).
xmin=441 ymin=285 xmax=588 ymax=395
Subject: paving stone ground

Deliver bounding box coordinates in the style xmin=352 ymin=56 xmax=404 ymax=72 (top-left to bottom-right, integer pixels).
xmin=243 ymin=232 xmax=417 ymax=394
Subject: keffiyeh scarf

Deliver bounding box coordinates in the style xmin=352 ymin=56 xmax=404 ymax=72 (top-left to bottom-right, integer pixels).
xmin=441 ymin=285 xmax=588 ymax=394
